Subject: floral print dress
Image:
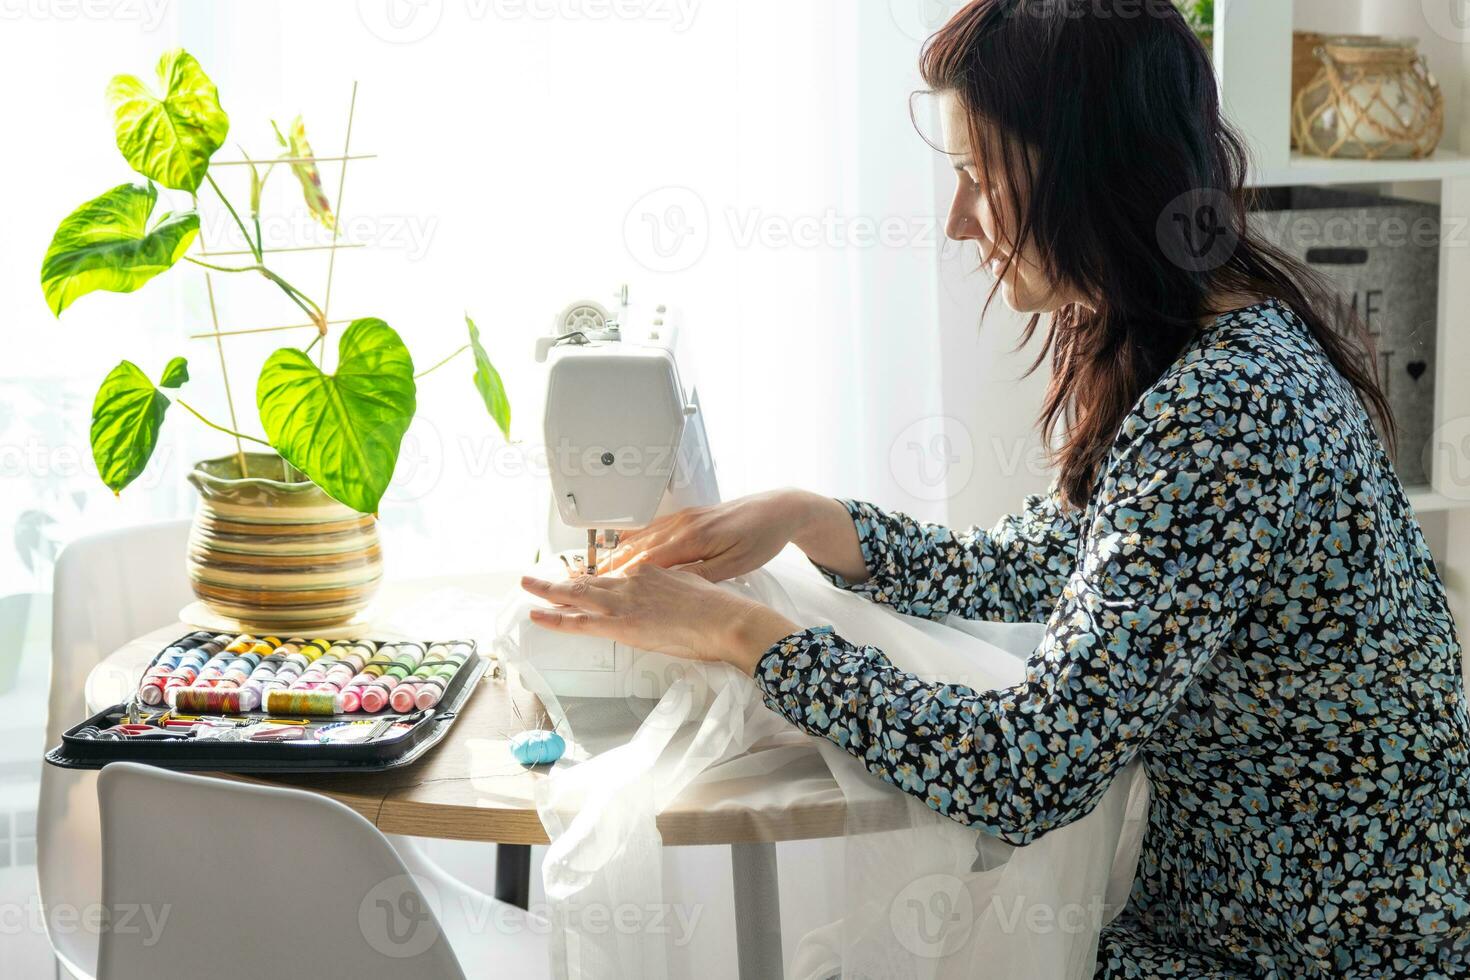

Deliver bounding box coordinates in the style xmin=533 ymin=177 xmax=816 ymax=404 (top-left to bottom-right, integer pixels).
xmin=754 ymin=300 xmax=1470 ymax=978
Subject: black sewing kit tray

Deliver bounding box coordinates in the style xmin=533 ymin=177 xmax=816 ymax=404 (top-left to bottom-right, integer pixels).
xmin=45 ymin=631 xmax=487 ymax=774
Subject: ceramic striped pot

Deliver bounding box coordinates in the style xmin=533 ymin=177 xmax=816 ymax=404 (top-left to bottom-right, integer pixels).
xmin=187 ymin=453 xmax=382 ymax=629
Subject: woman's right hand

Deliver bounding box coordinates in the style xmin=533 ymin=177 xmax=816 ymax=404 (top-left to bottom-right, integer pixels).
xmin=603 ymin=489 xmax=820 ymax=582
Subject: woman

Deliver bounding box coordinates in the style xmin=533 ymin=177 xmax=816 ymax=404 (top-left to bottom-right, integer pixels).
xmin=521 ymin=1 xmax=1470 ymax=976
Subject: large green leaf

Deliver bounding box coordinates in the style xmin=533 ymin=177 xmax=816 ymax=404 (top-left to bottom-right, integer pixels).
xmin=91 ymin=360 xmax=172 ymax=495
xmin=466 ymin=314 xmax=511 ymax=439
xmin=41 ymin=183 xmax=199 ymax=315
xmin=108 ymin=49 xmax=229 ymax=193
xmin=256 ymin=319 xmax=417 ymax=514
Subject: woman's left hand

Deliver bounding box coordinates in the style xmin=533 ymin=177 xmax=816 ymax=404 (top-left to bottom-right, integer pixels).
xmin=521 ymin=565 xmax=799 ymax=675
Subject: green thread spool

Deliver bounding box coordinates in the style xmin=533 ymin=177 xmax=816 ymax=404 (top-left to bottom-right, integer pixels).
xmin=265 ymin=689 xmax=341 ymax=716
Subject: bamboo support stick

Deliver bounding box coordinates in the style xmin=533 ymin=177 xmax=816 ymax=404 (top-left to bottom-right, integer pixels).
xmin=204 ymin=242 xmax=366 ymax=258
xmin=197 ymin=243 xmax=248 ymax=477
xmin=175 ymin=87 xmax=376 ymax=479
xmin=209 ymin=154 xmax=377 ymax=166
xmin=188 ymin=318 xmax=356 ymax=340
xmin=319 ymin=81 xmax=359 ymax=369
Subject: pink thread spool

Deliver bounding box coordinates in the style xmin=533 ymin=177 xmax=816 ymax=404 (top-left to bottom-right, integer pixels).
xmin=339 ymin=684 xmax=364 ymax=713
xmin=193 ymin=646 xmax=239 ymax=686
xmin=389 ymin=683 xmax=419 ymax=713
xmin=358 ymin=681 xmax=397 ymax=713
xmin=412 ymin=643 xmax=471 ymax=710
xmin=220 ymin=655 xmax=258 ymax=686
xmin=361 ymin=643 xmax=426 ymax=713
xmin=140 ymin=657 xmax=184 ymax=706
xmin=340 ymin=657 xmax=391 ymax=713
xmin=295 ymin=646 xmax=340 ymax=688
xmin=293 ymin=669 xmax=327 ymax=691
xmin=323 ymin=660 xmax=359 ymax=689
xmin=324 ymin=644 xmax=371 ymax=691
xmin=162 ymin=668 xmax=199 ymax=700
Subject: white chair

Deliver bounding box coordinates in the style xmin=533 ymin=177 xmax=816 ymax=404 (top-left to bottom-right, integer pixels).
xmin=96 ymin=762 xmax=550 ymax=979
xmin=41 ymin=520 xmax=193 ymax=980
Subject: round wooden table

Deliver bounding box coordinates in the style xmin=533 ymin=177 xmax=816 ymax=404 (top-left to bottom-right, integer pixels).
xmin=84 ymin=573 xmax=850 ymax=980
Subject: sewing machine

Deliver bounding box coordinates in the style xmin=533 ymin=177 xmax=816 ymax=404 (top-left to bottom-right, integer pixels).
xmin=521 ymin=287 xmax=721 ymax=699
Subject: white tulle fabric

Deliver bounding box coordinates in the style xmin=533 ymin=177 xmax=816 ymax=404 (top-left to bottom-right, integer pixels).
xmin=498 ymin=556 xmax=1150 ymax=979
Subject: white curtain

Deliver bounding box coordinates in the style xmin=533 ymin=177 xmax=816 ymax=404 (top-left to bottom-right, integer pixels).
xmin=176 ymin=0 xmax=956 ymax=574
xmin=0 ymin=0 xmax=1048 ymax=585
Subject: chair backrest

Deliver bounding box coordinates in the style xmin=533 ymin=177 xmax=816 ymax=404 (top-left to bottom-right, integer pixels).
xmin=46 ymin=520 xmax=193 ymax=750
xmin=96 ymin=762 xmax=466 ymax=980
xmin=39 ymin=520 xmax=192 ymax=979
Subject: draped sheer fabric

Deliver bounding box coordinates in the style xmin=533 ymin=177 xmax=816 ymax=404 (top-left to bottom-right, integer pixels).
xmin=499 ymin=556 xmax=1147 ymax=979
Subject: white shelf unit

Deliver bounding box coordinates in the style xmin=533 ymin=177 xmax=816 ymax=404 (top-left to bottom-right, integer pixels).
xmin=1252 ymin=149 xmax=1470 ymax=189
xmin=1215 ymin=0 xmax=1470 ymax=625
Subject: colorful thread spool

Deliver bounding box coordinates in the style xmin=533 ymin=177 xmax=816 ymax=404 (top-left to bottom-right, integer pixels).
xmin=138 ymin=632 xmax=214 ymax=705
xmin=158 ymin=652 xmax=207 ymax=700
xmin=295 ymin=643 xmax=343 ymax=688
xmin=359 ymin=642 xmax=425 ymax=713
xmin=223 ymin=634 xmax=256 ymax=655
xmin=410 ymin=643 xmax=472 ymax=710
xmin=340 ymin=644 xmax=400 ymax=712
xmin=220 ymin=649 xmax=263 ymax=687
xmin=265 ymin=689 xmax=342 ymax=716
xmin=170 ymin=687 xmax=250 ymax=714
xmin=197 ymin=636 xmax=269 ymax=687
xmin=140 ymin=633 xmax=471 ymax=718
xmin=180 ymin=651 xmax=229 ymax=690
xmin=240 ymin=650 xmax=285 ymax=700
xmin=389 ymin=682 xmax=420 ymax=713
xmin=264 ymin=639 xmax=313 ymax=690
xmin=322 ymin=641 xmax=374 ymax=695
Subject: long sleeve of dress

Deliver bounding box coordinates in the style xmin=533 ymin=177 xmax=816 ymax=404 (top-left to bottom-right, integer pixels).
xmin=758 ymin=383 xmax=1304 ymax=846
xmin=815 ymin=487 xmax=1083 ymax=624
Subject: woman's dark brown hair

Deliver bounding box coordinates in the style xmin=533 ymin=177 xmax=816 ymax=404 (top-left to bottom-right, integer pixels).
xmin=920 ymin=0 xmax=1394 ymax=507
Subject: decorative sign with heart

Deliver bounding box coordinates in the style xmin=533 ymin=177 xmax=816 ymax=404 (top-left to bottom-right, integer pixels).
xmin=1249 ymin=187 xmax=1439 ymax=486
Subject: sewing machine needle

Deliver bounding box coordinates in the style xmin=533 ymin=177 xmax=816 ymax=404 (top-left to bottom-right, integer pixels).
xmin=587 ymin=528 xmax=599 ymax=576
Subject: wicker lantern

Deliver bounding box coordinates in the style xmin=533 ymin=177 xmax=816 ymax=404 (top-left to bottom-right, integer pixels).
xmin=1293 ymin=37 xmax=1444 ymax=160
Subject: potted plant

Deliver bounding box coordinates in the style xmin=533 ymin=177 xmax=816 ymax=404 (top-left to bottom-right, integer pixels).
xmin=42 ymin=49 xmax=511 ymax=628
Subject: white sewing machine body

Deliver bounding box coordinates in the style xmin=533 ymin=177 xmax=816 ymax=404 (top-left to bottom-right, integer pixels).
xmin=522 ymin=291 xmax=720 ymax=699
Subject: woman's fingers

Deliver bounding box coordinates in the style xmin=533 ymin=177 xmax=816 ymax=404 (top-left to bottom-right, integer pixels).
xmin=609 ymin=507 xmax=703 ymax=554
xmin=606 ymin=538 xmax=698 ymax=573
xmin=521 ymin=575 xmax=619 ymax=612
xmin=609 ymin=515 xmax=673 ymax=550
xmin=677 ymin=554 xmax=742 ymax=583
xmin=528 ymin=606 xmax=609 ymax=633
xmin=601 ymin=544 xmax=645 ymax=574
